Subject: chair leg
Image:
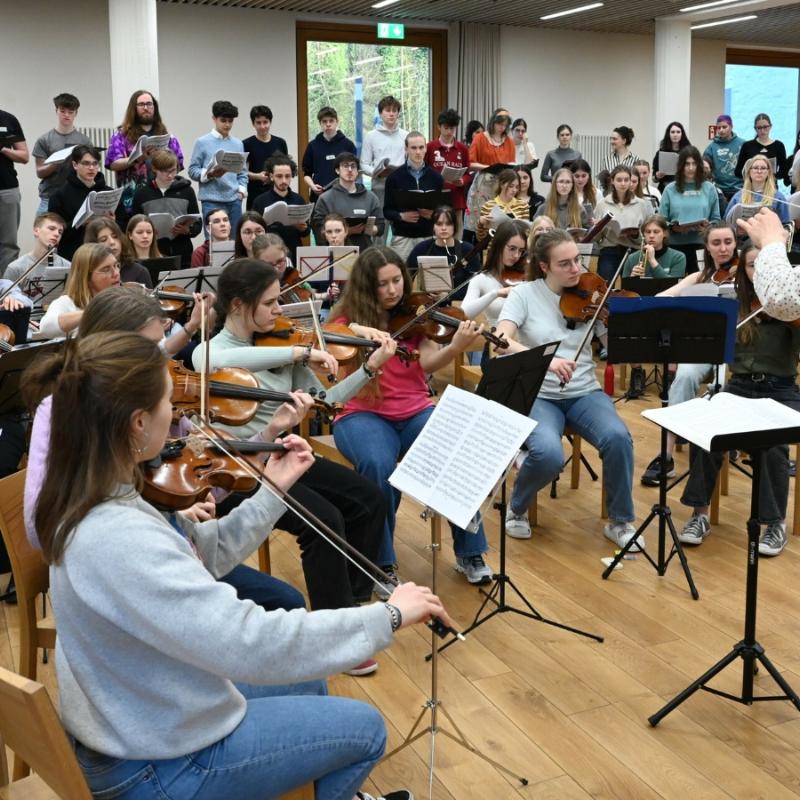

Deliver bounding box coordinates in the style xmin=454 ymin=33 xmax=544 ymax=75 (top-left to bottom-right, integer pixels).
xmin=720 ymin=451 xmax=730 ymax=496
xmin=710 ymin=471 xmax=721 ymax=525
xmin=529 ymin=493 xmax=538 ymax=527
xmin=258 ymin=539 xmax=272 ymax=574
xmin=570 ymin=435 xmax=582 ymax=489
xmin=793 ymin=443 xmax=800 ymax=536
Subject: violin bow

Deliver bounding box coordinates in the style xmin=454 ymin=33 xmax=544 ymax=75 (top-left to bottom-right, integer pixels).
xmin=560 ymin=247 xmax=632 ymax=390
xmin=736 ymin=305 xmax=764 ymax=330
xmin=0 ymin=245 xmax=57 ymax=304
xmin=307 ymin=297 xmax=337 ymax=384
xmin=186 ymin=418 xmax=463 ymax=642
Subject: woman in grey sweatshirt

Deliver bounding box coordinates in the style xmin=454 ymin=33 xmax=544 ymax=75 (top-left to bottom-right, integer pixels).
xmin=33 ymin=330 xmax=446 ymax=800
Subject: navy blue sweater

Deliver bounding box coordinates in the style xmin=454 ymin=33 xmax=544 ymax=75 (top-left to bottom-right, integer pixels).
xmin=301 ymin=131 xmax=356 ymax=195
xmin=383 ymin=164 xmax=444 ymax=239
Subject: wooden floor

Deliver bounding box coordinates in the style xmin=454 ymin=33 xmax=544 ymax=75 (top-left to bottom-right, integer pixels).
xmin=4 ymin=366 xmax=800 ymax=799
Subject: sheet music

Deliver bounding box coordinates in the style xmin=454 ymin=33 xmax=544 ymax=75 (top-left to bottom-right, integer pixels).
xmin=208 ymin=150 xmax=247 ymax=174
xmin=415 ymin=256 xmax=452 ymax=292
xmin=128 ymin=133 xmax=171 ymax=163
xmin=72 ymin=187 xmax=124 ymax=227
xmin=642 ymin=394 xmax=800 ymax=452
xmin=389 ymin=385 xmax=536 ymax=529
xmin=262 ymin=201 xmax=314 ymax=226
xmin=44 ymin=145 xmax=77 ymax=165
xmin=148 ymin=212 xmax=202 ymax=240
xmin=210 ymin=240 xmax=235 ymax=268
xmin=441 ymin=164 xmax=467 ymax=183
xmin=657 ymin=151 xmax=679 ymax=175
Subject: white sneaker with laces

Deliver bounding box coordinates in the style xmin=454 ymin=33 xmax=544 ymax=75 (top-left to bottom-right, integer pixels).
xmin=357 ymin=790 xmax=414 ymax=800
xmin=603 ymin=521 xmax=645 ymax=551
xmin=505 ymin=508 xmax=532 ymax=539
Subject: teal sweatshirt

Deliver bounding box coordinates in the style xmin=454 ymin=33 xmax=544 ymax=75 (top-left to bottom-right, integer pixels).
xmin=659 ymin=181 xmax=721 ymax=245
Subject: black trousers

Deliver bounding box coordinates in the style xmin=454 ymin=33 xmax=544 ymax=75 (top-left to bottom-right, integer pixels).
xmin=681 ymin=377 xmax=800 ymax=523
xmin=0 ymin=417 xmax=26 ymax=573
xmin=219 ymin=457 xmax=385 ymax=610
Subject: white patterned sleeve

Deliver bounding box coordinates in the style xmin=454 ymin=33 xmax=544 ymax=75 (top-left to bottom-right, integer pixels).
xmin=753 ymin=243 xmax=800 ymax=321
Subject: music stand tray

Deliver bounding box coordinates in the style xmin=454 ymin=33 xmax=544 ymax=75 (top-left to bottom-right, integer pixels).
xmin=620 ymin=276 xmax=679 ymax=296
xmin=0 ymin=339 xmax=65 ymax=416
xmin=157 ymin=266 xmax=224 ymax=295
xmin=140 ymin=256 xmax=181 ymax=287
xmin=647 ymin=410 xmax=800 ymax=725
xmin=603 ymin=296 xmax=737 ymax=598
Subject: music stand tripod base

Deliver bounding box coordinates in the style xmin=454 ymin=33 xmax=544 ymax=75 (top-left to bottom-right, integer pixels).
xmin=601 ymin=296 xmax=738 ymax=597
xmin=649 ymin=443 xmax=800 ymax=726
xmin=381 ymin=508 xmax=529 ymax=792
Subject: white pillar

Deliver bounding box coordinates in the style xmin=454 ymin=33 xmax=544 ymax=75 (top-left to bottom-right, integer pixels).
xmin=108 ymin=0 xmax=160 ymax=123
xmin=654 ymin=19 xmax=692 ymax=142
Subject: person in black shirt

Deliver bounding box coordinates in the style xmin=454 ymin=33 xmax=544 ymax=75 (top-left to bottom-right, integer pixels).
xmin=301 ymin=106 xmax=357 ymax=201
xmin=242 ymin=105 xmax=288 ymax=210
xmin=0 ymin=109 xmax=29 ymax=272
xmin=252 ymin=154 xmax=309 ymax=261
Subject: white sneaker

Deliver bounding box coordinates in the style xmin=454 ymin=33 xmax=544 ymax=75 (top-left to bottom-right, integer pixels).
xmin=505 ymin=508 xmax=532 ymax=539
xmin=604 ymin=521 xmax=645 ymax=551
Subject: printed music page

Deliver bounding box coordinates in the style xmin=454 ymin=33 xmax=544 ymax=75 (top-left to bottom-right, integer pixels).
xmin=389 ymin=385 xmax=535 ymax=529
xmin=642 ymin=394 xmax=800 ymax=452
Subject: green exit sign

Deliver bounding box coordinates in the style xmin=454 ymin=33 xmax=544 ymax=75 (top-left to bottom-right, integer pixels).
xmin=377 ymin=22 xmax=405 ymax=39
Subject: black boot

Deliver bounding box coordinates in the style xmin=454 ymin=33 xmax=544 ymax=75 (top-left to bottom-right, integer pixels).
xmin=627 ymin=367 xmax=646 ymax=399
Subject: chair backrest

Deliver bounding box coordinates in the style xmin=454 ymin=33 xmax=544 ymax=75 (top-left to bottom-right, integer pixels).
xmin=0 ymin=665 xmax=92 ymax=798
xmin=0 ymin=469 xmax=49 ymax=606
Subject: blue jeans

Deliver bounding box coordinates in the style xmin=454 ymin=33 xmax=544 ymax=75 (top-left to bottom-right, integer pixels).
xmin=220 ymin=564 xmax=305 ymax=611
xmin=511 ymin=391 xmax=635 ymax=523
xmin=333 ymin=407 xmax=489 ymax=566
xmin=201 ymin=199 xmax=242 ymax=240
xmin=73 ymin=680 xmax=386 ymax=800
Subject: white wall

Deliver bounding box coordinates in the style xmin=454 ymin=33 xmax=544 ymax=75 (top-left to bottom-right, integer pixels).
xmin=4 ymin=0 xmax=731 ymax=252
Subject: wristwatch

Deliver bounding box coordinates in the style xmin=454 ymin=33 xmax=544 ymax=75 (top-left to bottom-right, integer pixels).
xmin=384 ymin=602 xmax=402 ymax=633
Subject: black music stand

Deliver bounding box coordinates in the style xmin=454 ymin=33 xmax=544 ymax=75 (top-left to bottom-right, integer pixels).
xmin=649 ymin=418 xmax=800 ymax=725
xmin=0 ymin=340 xmax=64 ymax=417
xmin=601 ymin=296 xmax=737 ymax=599
xmin=434 ymin=343 xmax=604 ymax=656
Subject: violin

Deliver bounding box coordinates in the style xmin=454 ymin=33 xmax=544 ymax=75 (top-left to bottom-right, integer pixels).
xmin=389 ymin=291 xmax=509 ymax=349
xmin=559 ymin=272 xmax=638 ymax=327
xmin=0 ymin=324 xmax=14 ymax=353
xmin=255 ymin=316 xmax=418 ymax=366
xmin=142 ymin=427 xmax=287 ymax=511
xmin=169 ymin=361 xmax=339 ymax=425
xmin=738 ymin=298 xmax=800 ymax=330
xmin=279 ymin=267 xmax=314 ymax=303
xmin=711 ymin=254 xmax=739 ymax=285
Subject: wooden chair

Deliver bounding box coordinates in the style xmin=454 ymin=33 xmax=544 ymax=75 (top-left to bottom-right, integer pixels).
xmin=453 ymin=345 xmax=484 ymax=390
xmin=0 ymin=665 xmax=92 ymax=799
xmin=279 ymin=785 xmax=315 ymax=800
xmin=0 ymin=469 xmax=58 ymax=780
xmin=524 ymin=427 xmax=607 ymax=525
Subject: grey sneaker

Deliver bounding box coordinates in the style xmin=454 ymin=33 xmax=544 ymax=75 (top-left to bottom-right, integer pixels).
xmin=603 ymin=521 xmax=645 ymax=551
xmin=374 ymin=565 xmax=399 ymax=601
xmin=759 ymin=522 xmax=787 ymax=557
xmin=679 ymin=513 xmax=711 ymax=545
xmin=505 ymin=508 xmax=532 ymax=539
xmin=455 ymin=554 xmax=493 ymax=584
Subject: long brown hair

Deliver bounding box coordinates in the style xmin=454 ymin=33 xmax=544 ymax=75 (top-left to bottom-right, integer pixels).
xmin=119 ymin=89 xmax=168 ymax=141
xmin=543 ymin=168 xmax=583 ymax=228
xmin=331 ymin=246 xmax=412 ymax=331
xmin=126 ymin=214 xmax=162 ymax=259
xmin=84 ymin=217 xmax=137 ymax=267
xmin=64 ymin=243 xmax=116 ymax=308
xmin=23 ymin=332 xmax=167 ymax=563
xmin=735 ymin=242 xmax=759 ymax=345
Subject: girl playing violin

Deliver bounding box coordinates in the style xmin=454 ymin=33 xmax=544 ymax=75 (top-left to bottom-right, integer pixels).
xmin=330 ymin=246 xmax=494 ymax=585
xmin=494 ymin=229 xmax=637 ymax=547
xmin=640 ymin=221 xmax=738 ymax=485
xmin=197 ymin=258 xmax=397 ymax=625
xmin=461 ymin=219 xmax=528 ymax=350
xmin=678 ymin=242 xmax=799 ymax=556
xmin=26 ymin=329 xmax=441 ymax=800
xmin=38 ymin=243 xmax=121 ymax=338
xmin=25 ymin=286 xmax=307 ymax=614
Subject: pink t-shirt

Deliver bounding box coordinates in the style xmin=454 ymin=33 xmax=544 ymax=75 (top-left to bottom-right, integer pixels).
xmin=331 ymin=323 xmax=433 ymax=423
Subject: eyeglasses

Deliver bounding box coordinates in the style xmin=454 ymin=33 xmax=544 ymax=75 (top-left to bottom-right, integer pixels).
xmin=750 ymin=164 xmax=769 ymax=171
xmin=136 ymin=101 xmax=155 ymax=108
xmin=513 ymin=128 xmax=526 ymax=133
xmin=78 ymin=160 xmax=99 ymax=168
xmin=756 ymin=124 xmax=771 ymax=130
xmin=339 ymin=163 xmax=359 ymax=171
xmin=504 ymin=244 xmax=526 ymax=255
xmin=95 ymin=263 xmax=121 ymax=275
